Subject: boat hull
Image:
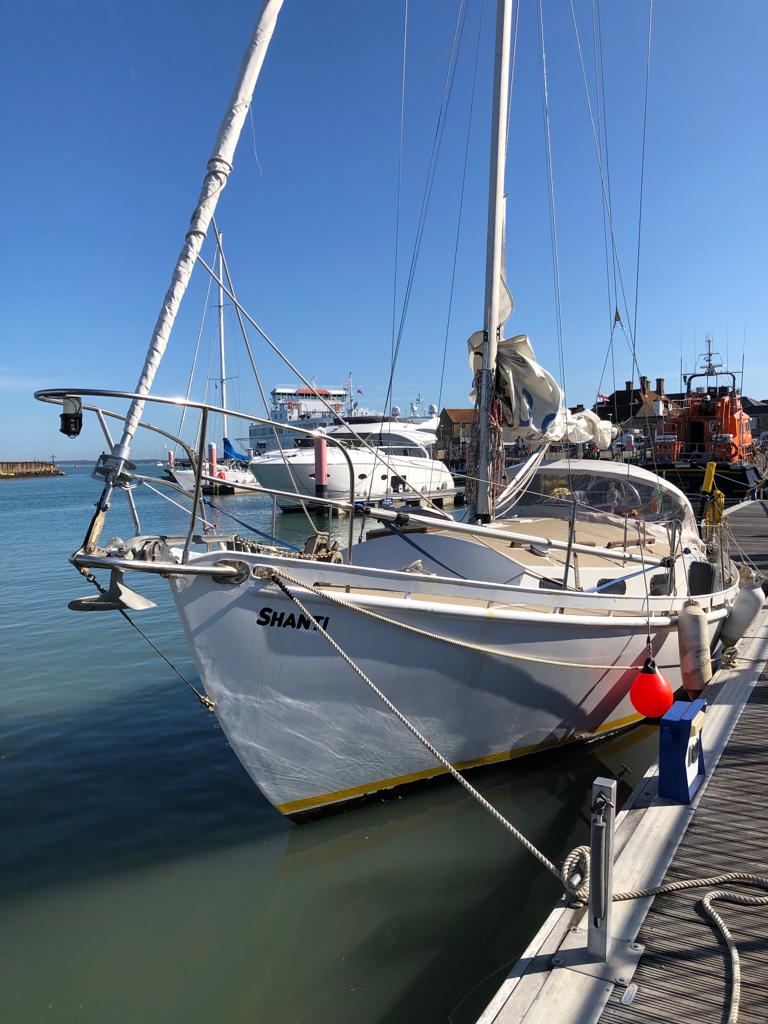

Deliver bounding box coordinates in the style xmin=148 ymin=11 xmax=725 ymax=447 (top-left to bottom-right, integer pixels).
xmin=171 ymin=466 xmax=255 ymax=495
xmin=168 ymin=556 xmax=727 ymax=816
xmin=250 ymin=451 xmax=453 ymax=509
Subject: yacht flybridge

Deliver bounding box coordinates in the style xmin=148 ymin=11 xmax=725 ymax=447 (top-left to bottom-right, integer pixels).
xmin=38 ymin=0 xmax=742 ymax=818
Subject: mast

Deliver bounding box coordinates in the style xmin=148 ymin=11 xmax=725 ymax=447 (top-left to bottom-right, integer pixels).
xmin=217 ymin=230 xmax=228 ymax=439
xmin=474 ymin=0 xmax=512 ymax=522
xmin=84 ymin=0 xmax=284 ymax=550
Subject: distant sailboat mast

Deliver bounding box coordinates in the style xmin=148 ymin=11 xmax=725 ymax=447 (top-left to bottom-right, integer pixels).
xmin=216 ymin=230 xmax=228 ymax=442
xmin=475 ymin=0 xmax=512 ymax=522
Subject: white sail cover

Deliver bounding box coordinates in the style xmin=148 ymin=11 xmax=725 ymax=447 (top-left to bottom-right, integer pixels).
xmin=469 ymin=333 xmax=613 ymax=449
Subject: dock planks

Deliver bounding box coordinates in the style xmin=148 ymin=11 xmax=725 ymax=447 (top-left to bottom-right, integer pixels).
xmin=477 ymin=500 xmax=768 ymax=1024
xmin=599 ymin=672 xmax=768 ymax=1023
xmin=600 ymin=501 xmax=768 ymax=1023
xmin=727 ymin=499 xmax=768 ymax=576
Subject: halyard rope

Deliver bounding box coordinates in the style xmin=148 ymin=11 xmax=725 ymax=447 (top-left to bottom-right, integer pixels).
xmin=268 ymin=566 xmax=766 ymax=1021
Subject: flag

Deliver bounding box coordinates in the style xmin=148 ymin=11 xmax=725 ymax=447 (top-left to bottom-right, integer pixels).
xmin=597 ymin=392 xmax=610 ymax=402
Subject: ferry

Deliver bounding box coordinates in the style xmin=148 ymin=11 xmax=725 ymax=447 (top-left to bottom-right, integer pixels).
xmin=243 ymin=380 xmax=367 ymax=453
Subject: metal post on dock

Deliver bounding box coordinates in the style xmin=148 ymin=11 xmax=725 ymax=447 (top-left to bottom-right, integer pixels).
xmin=551 ymin=774 xmax=642 ymax=984
xmin=314 ymin=434 xmax=328 ymax=499
xmin=587 ymin=776 xmax=617 ymax=962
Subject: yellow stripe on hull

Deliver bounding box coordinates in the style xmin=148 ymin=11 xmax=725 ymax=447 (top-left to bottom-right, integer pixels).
xmin=276 ymin=710 xmax=645 ymax=815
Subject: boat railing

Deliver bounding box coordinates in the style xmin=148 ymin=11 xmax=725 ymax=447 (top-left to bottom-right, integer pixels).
xmin=34 ymin=387 xmax=360 ymax=559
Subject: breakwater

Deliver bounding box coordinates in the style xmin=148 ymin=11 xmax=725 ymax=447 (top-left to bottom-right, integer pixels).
xmin=0 ymin=461 xmax=64 ymax=478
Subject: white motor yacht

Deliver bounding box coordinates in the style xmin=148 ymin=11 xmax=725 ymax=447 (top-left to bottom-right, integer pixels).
xmin=250 ymin=419 xmax=454 ymax=509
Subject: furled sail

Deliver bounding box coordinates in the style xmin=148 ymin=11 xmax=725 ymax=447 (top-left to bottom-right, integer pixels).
xmin=468 ymin=333 xmax=613 ymax=449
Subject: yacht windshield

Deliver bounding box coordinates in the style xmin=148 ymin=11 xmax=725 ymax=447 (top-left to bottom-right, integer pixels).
xmin=505 ymin=468 xmax=690 ymax=525
xmin=292 ymin=432 xmax=428 ymax=457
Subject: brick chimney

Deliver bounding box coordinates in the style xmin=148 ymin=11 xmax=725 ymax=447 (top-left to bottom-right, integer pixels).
xmin=656 ymin=377 xmax=665 ymax=395
xmin=625 ymin=380 xmax=633 ymax=394
xmin=639 ymin=375 xmax=649 ymax=394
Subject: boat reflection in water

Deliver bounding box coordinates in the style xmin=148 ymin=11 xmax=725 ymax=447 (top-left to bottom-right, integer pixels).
xmin=202 ymin=722 xmax=658 ymax=1024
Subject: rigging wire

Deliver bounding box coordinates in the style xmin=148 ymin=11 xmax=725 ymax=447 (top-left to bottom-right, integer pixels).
xmin=429 ymin=0 xmax=486 ymax=496
xmin=568 ymin=0 xmax=659 ymax=480
xmin=537 ymin=0 xmax=566 ymax=390
xmin=390 ymin=0 xmax=409 ymax=369
xmin=629 ymin=0 xmax=659 ymax=483
xmin=247 ymin=106 xmax=264 ymax=176
xmin=536 ymin=0 xmax=570 ymax=486
xmin=590 ymin=0 xmax=620 ymax=424
xmin=203 ymin=496 xmax=301 ymax=550
xmin=592 ymin=0 xmax=618 ymax=328
xmin=211 ymin=218 xmax=320 ymax=535
xmin=175 ymin=269 xmax=215 ymax=454
xmin=381 ymin=0 xmax=469 ymax=423
xmin=566 ymin=0 xmax=644 ymax=378
xmin=196 ymin=250 xmax=451 ymax=519
xmin=503 ymin=0 xmax=522 ymax=168
xmin=632 ymin=0 xmax=654 ymax=352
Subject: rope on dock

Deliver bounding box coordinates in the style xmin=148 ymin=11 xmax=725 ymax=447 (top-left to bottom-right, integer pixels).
xmin=615 ymin=872 xmax=768 ymax=1024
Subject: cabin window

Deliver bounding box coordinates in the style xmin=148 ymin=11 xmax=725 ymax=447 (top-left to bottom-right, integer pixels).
xmin=649 ymin=573 xmax=671 ymax=596
xmin=357 ymin=473 xmax=367 ymax=480
xmin=596 ymin=578 xmax=627 ymax=595
xmin=538 ymin=578 xmax=565 ymax=591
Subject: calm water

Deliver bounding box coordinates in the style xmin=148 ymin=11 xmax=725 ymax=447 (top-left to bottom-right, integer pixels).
xmin=0 ymin=467 xmax=659 ymax=1024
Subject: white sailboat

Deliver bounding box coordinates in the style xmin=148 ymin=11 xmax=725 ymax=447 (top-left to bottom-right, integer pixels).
xmin=38 ymin=0 xmax=740 ymax=819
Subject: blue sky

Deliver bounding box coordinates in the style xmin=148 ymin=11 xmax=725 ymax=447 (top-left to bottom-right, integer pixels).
xmin=1 ymin=0 xmax=766 ymax=459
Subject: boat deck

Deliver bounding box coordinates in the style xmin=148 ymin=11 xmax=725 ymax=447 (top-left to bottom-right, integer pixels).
xmin=477 ymin=500 xmax=768 ymax=1024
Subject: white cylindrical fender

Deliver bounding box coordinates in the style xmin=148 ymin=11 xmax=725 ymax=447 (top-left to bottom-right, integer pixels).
xmin=721 ymin=582 xmax=765 ymax=648
xmin=678 ymin=600 xmax=713 ymax=696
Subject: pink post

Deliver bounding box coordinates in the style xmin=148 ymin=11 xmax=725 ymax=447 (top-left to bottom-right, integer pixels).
xmin=208 ymin=442 xmax=218 ymax=479
xmin=168 ymin=450 xmax=175 ymax=469
xmin=314 ymin=434 xmax=328 ymax=498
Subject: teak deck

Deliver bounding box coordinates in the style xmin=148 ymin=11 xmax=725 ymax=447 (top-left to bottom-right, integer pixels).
xmin=478 ymin=500 xmax=768 ymax=1024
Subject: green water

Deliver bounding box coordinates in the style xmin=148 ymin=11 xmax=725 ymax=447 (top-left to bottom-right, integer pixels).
xmin=0 ymin=468 xmax=658 ymax=1023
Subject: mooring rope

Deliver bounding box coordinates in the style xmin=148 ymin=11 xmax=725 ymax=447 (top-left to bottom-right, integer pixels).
xmin=266 ymin=565 xmax=765 ymax=1021
xmin=266 ymin=569 xmax=589 ymax=894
